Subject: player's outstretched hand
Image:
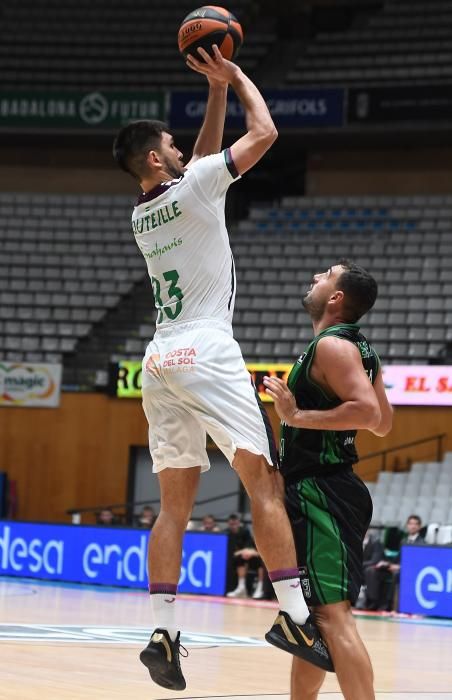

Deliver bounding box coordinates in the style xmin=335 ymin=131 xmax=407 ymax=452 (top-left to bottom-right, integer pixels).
xmin=186 ymin=44 xmax=240 ymax=86
xmin=263 ymin=376 xmax=299 ymax=425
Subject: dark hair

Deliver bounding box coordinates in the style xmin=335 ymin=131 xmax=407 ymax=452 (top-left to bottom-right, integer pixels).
xmin=228 ymin=513 xmax=239 ymax=520
xmin=407 ymin=514 xmax=422 ymax=525
xmin=112 ymin=120 xmax=169 ymax=180
xmin=336 ymin=259 xmax=378 ymax=322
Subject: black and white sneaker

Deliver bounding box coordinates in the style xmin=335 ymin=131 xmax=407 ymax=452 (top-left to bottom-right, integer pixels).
xmin=140 ymin=628 xmax=187 ymax=690
xmin=265 ymin=610 xmax=334 ymax=672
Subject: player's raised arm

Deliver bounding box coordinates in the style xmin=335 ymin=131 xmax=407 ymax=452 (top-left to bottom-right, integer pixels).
xmin=186 ymin=45 xmax=277 ymax=174
xmin=227 ymin=65 xmax=277 ymax=174
xmin=187 ymin=72 xmax=228 ymax=166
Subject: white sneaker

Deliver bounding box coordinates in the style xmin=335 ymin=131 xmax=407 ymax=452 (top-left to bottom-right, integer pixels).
xmin=252 ymin=582 xmax=264 ymax=599
xmin=354 ymin=585 xmax=367 ymax=610
xmin=226 ymin=587 xmax=248 ymax=598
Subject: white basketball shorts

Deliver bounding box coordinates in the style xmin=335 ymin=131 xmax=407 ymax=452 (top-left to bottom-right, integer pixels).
xmin=141 ymin=320 xmax=277 ymax=472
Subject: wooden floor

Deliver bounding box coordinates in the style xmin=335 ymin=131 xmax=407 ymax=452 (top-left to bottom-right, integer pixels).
xmin=0 ymin=577 xmax=451 ymax=700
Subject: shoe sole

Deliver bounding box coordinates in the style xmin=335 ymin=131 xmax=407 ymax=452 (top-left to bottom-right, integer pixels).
xmin=140 ymin=647 xmax=186 ymax=691
xmin=265 ymin=630 xmax=334 ymax=672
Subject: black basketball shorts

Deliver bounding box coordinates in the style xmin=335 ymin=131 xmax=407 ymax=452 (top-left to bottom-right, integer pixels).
xmin=285 ymin=467 xmax=373 ymax=607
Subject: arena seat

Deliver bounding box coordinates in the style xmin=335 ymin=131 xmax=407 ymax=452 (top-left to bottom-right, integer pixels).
xmin=0 ymin=191 xmax=136 ymax=364
xmin=1 ymin=192 xmax=452 ymax=384
xmin=286 ymin=0 xmax=452 ymax=87
xmin=436 ymin=524 xmax=452 ymax=544
xmin=370 ymin=457 xmax=452 ymax=527
xmin=0 ymin=0 xmax=276 ymax=90
xmin=230 ymin=193 xmax=452 ymax=363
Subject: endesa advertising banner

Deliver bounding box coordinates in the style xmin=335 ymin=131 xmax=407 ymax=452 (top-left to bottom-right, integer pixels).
xmin=170 ymin=88 xmax=344 ymax=129
xmin=399 ymin=544 xmax=452 ymax=618
xmin=0 ymin=522 xmax=228 ymax=594
xmin=382 ymin=365 xmax=452 ymax=406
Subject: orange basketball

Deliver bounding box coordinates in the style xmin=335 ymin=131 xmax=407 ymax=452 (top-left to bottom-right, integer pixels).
xmin=178 ymin=5 xmax=243 ymax=62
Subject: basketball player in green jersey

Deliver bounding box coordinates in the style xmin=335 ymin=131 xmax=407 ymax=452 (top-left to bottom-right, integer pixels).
xmin=264 ymin=260 xmax=393 ymax=700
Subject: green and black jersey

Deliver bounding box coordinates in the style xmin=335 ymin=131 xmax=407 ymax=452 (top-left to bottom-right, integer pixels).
xmin=280 ymin=323 xmax=380 ymax=481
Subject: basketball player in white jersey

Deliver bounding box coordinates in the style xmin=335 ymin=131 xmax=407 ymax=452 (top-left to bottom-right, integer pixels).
xmin=113 ymin=46 xmax=333 ymax=690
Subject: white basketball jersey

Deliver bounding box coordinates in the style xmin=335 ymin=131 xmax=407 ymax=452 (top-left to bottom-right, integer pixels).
xmin=132 ymin=150 xmax=240 ymax=328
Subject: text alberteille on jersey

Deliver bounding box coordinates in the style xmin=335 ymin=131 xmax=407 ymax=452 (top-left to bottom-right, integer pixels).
xmin=132 ymin=200 xmax=182 ymax=235
xmin=133 ymin=200 xmax=184 ymax=261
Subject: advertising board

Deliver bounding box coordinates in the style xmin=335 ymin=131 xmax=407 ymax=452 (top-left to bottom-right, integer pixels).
xmin=399 ymin=544 xmax=452 ymax=618
xmin=0 ymin=522 xmax=228 ymax=594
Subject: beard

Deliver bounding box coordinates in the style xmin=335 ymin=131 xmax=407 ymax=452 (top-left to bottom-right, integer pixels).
xmin=163 ymin=156 xmax=184 ymax=179
xmin=302 ymin=291 xmax=325 ymax=321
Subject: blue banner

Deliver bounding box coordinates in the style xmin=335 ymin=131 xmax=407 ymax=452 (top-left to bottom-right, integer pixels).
xmin=0 ymin=521 xmax=228 ymax=595
xmin=399 ymin=544 xmax=452 ymax=618
xmin=170 ymin=88 xmax=344 ymax=129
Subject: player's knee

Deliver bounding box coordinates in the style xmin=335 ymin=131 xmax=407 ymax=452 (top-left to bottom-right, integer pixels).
xmin=314 ymin=602 xmax=355 ymax=638
xmin=235 ymin=455 xmax=282 ymax=499
xmin=248 ymin=483 xmax=284 ymax=514
xmin=233 ymin=449 xmax=267 ymax=473
xmin=157 ymin=506 xmax=190 ymax=532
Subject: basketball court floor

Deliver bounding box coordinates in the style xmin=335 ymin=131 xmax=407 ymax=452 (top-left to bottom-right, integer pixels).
xmin=0 ymin=576 xmax=451 ymax=700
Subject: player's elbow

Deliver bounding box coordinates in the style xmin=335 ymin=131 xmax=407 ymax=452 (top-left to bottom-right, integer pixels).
xmin=372 ymin=405 xmax=394 ymax=437
xmin=361 ymin=401 xmax=381 ymax=431
xmin=254 ymin=123 xmax=278 ymax=148
xmin=267 ymin=125 xmax=278 ymax=144
xmin=373 ymin=424 xmax=391 ymax=438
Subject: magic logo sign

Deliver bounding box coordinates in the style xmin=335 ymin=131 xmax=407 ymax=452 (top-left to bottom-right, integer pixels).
xmin=0 ymin=362 xmax=62 ymax=407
